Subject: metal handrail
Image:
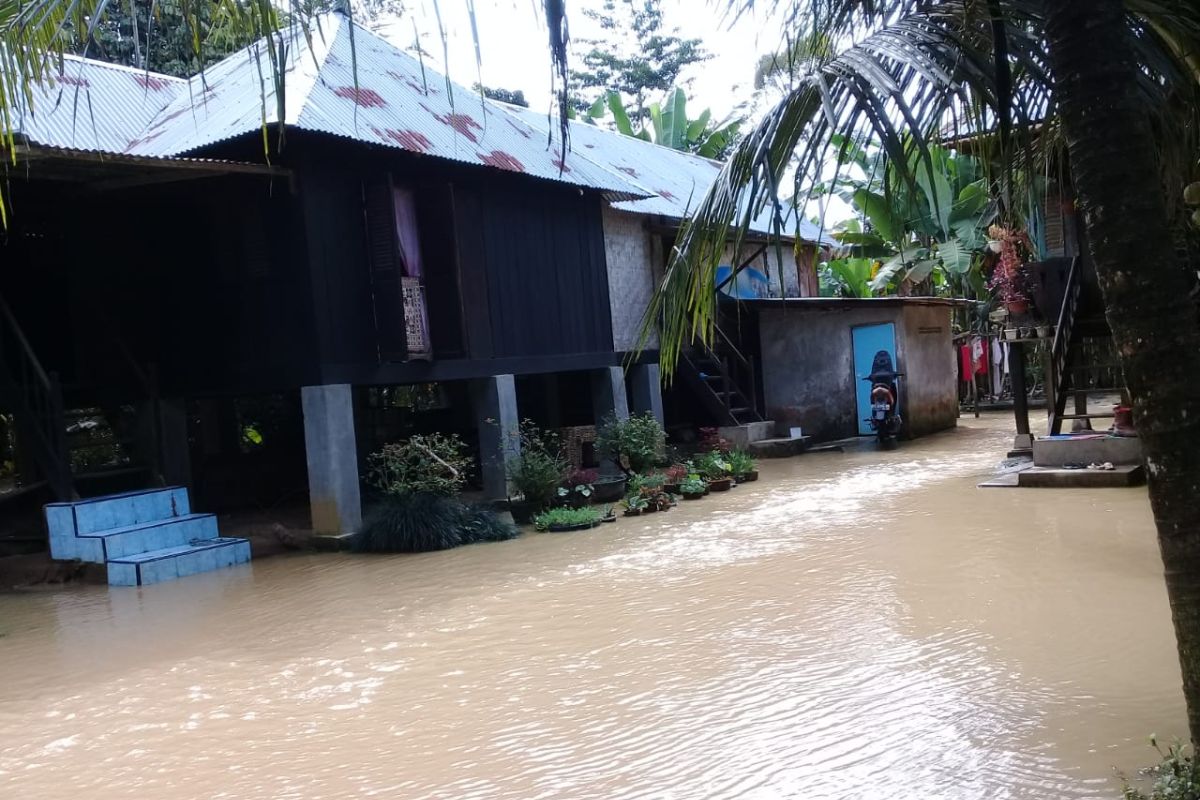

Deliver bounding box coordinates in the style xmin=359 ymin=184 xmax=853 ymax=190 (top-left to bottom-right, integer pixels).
xmin=1048 ymin=257 xmax=1081 ymax=434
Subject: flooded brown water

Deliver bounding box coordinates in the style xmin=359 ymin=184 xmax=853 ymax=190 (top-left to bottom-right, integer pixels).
xmin=0 ymin=414 xmax=1186 ymax=799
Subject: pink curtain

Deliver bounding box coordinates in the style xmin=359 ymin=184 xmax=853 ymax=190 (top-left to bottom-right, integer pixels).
xmin=391 ymin=186 xmax=423 ymax=279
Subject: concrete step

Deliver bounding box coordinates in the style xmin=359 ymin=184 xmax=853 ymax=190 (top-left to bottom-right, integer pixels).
xmin=718 ymin=421 xmax=775 ymax=448
xmin=1018 ymin=464 xmax=1144 ymax=488
xmin=1033 ymin=435 xmax=1142 ymax=467
xmin=79 ymin=513 xmax=219 ymax=561
xmin=46 ymin=486 xmax=190 ymax=537
xmin=107 ymin=537 xmax=252 ymax=587
xmin=748 ymin=435 xmax=811 ymax=459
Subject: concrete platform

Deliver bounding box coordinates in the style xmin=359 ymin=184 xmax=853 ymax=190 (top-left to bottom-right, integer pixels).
xmin=748 ymin=435 xmax=811 ymax=459
xmin=1033 ymin=435 xmax=1141 ymax=467
xmin=718 ymin=421 xmax=775 ymax=449
xmin=1018 ymin=464 xmax=1145 ymax=488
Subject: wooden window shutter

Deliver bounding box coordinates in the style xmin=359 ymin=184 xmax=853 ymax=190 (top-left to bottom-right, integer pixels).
xmin=362 ymin=176 xmax=408 ymax=361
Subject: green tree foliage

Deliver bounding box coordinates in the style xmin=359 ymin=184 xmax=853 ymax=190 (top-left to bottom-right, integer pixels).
xmin=820 ymin=137 xmax=996 ymax=298
xmin=568 ymin=0 xmax=708 ymax=122
xmin=589 ymin=87 xmax=741 ymax=159
xmin=473 ymin=84 xmax=529 ymax=108
xmin=69 ymin=0 xmax=264 ymax=76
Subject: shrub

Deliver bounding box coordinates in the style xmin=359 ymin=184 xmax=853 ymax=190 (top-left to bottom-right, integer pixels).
xmin=507 ymin=420 xmax=568 ymax=508
xmin=534 ymin=506 xmax=602 ymax=531
xmin=366 ymin=433 xmax=472 ymax=497
xmin=621 ymin=494 xmax=649 ymax=511
xmin=353 ymin=494 xmax=518 ymax=553
xmin=680 ymin=475 xmax=707 ymax=494
xmin=1122 ymin=738 xmax=1200 ymax=800
xmin=457 ymin=504 xmax=520 ymax=543
xmin=597 ymin=413 xmax=666 ymax=473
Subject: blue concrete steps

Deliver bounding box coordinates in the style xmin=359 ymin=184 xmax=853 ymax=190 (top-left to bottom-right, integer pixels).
xmin=107 ymin=538 xmax=252 ymax=586
xmin=44 ymin=486 xmax=250 ymax=587
xmin=79 ymin=513 xmax=219 ymax=560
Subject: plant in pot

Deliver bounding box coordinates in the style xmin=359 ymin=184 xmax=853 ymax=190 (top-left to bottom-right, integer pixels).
xmin=533 ymin=505 xmax=603 ymax=532
xmin=506 ymin=421 xmax=568 ymax=524
xmin=600 ymin=504 xmax=617 ymax=523
xmin=663 ymin=464 xmax=689 ymax=494
xmin=985 ymin=224 xmax=1036 ymax=317
xmin=698 ymin=427 xmax=733 ymax=455
xmin=590 ymin=472 xmax=628 ymax=503
xmin=728 ymin=450 xmax=758 ymax=483
xmin=696 ymin=451 xmax=733 ymax=491
xmin=597 ymin=412 xmax=667 ymax=474
xmin=558 ymin=467 xmax=597 ymax=508
xmin=622 ymin=493 xmax=649 ymax=516
xmin=680 ymin=474 xmax=707 ymax=500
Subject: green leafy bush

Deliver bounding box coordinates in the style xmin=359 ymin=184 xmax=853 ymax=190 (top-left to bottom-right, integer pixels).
xmin=1123 ymin=738 xmax=1200 ymax=800
xmin=680 ymin=474 xmax=707 ymax=494
xmin=507 ymin=420 xmax=568 ymax=508
xmin=366 ymin=433 xmax=472 ymax=497
xmin=728 ymin=450 xmax=756 ymax=475
xmin=695 ymin=451 xmax=732 ymax=479
xmin=534 ymin=506 xmax=602 ymax=530
xmin=353 ymin=494 xmax=518 ymax=553
xmin=597 ymin=412 xmax=666 ymax=473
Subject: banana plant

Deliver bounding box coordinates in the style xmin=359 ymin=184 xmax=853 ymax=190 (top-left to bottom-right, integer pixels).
xmin=588 ymin=88 xmax=742 ymax=159
xmin=823 ymin=138 xmax=996 ymax=296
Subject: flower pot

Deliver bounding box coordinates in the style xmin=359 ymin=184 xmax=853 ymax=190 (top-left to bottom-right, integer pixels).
xmin=1004 ymin=299 xmax=1029 ymax=315
xmin=707 ymin=477 xmax=733 ymax=492
xmin=644 ymin=504 xmax=659 ymax=513
xmin=547 ymin=520 xmax=597 ymax=532
xmin=740 ymin=470 xmax=759 ymax=483
xmin=664 ymin=483 xmax=681 ymax=495
xmin=682 ymin=491 xmax=704 ymax=500
xmin=623 ymin=508 xmax=643 ymax=517
xmin=601 ymin=514 xmax=617 ymax=524
xmin=591 ymin=476 xmax=627 ymax=503
xmin=559 ymin=491 xmax=590 ymax=509
xmin=1003 ymin=328 xmax=1018 ymax=341
xmin=1113 ymin=405 xmax=1137 ymax=437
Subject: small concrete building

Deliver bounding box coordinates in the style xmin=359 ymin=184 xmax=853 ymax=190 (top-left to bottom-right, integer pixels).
xmin=736 ymin=298 xmax=960 ymax=443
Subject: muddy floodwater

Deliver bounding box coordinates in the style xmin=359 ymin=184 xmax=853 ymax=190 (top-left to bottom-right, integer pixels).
xmin=0 ymin=414 xmax=1187 ymax=799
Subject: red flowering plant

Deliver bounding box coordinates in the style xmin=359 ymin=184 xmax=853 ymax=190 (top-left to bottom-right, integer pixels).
xmin=985 ymin=224 xmax=1036 ymax=311
xmin=697 ymin=427 xmax=733 ymax=455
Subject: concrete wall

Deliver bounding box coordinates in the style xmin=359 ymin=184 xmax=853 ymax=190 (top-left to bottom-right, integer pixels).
xmin=758 ymin=301 xmax=957 ymax=442
xmin=602 ymin=207 xmax=658 ymax=352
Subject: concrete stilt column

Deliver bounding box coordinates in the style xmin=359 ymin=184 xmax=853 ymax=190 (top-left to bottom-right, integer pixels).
xmin=471 ymin=374 xmax=520 ymax=500
xmin=157 ymin=397 xmax=192 ymax=488
xmin=591 ymin=366 xmax=630 ymax=425
xmin=301 ymin=384 xmax=362 ymax=535
xmin=629 ymin=363 xmax=664 ymax=425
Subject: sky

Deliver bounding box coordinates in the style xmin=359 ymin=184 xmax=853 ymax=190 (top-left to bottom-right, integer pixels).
xmin=375 ymin=0 xmax=791 ymax=123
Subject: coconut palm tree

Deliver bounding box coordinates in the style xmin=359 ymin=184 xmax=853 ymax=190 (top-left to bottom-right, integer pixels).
xmin=642 ymin=0 xmax=1200 ymax=740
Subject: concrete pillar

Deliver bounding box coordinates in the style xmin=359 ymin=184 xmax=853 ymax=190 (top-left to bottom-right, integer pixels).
xmin=591 ymin=366 xmax=630 ymax=425
xmin=301 ymin=384 xmax=362 ymax=535
xmin=157 ymin=397 xmax=192 ymax=488
xmin=629 ymin=363 xmax=664 ymax=425
xmin=471 ymin=374 xmax=520 ymax=500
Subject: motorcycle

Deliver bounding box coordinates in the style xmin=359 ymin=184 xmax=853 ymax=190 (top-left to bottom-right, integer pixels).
xmin=863 ymin=350 xmax=903 ymax=449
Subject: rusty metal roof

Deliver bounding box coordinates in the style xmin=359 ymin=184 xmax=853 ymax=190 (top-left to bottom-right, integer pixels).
xmin=12 ymin=55 xmax=184 ymax=154
xmin=123 ymin=13 xmax=644 ymax=197
xmin=500 ymin=104 xmax=832 ymax=244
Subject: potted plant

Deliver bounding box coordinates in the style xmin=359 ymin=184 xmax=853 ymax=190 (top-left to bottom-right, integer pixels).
xmin=558 ymin=467 xmax=597 ymax=508
xmin=597 ymin=412 xmax=667 ymax=474
xmin=507 ymin=421 xmax=568 ymax=524
xmin=986 ymin=224 xmax=1036 ymax=316
xmin=591 ymin=472 xmax=628 ymax=503
xmin=621 ymin=494 xmax=648 ymax=516
xmin=680 ymin=474 xmax=707 ymax=500
xmin=663 ymin=464 xmax=689 ymax=494
xmin=600 ymin=504 xmax=617 ymax=523
xmin=728 ymin=450 xmax=758 ymax=483
xmin=696 ymin=451 xmax=733 ymax=492
xmin=533 ymin=506 xmax=603 ymax=532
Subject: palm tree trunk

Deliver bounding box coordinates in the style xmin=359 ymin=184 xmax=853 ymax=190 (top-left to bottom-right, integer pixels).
xmin=1043 ymin=0 xmax=1200 ymax=742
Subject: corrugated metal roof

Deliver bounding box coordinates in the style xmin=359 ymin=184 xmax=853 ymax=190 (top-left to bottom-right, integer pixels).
xmin=123 ymin=13 xmax=644 ymax=197
xmin=501 ymin=104 xmax=834 ymax=245
xmin=12 ymin=55 xmax=184 ymax=154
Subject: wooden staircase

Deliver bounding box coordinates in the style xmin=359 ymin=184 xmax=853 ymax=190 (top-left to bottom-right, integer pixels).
xmin=1046 ymin=257 xmax=1125 ymax=434
xmin=677 ymin=327 xmax=765 ymax=427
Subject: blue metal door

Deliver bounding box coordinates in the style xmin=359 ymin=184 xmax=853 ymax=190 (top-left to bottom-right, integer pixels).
xmin=852 ymin=323 xmax=897 ymax=435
